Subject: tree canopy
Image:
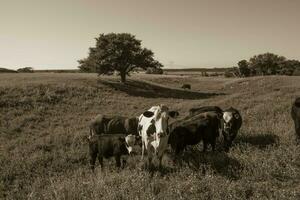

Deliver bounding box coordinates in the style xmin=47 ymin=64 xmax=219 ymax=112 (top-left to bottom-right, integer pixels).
xmin=17 ymin=67 xmax=34 ymax=73
xmin=235 ymin=53 xmax=300 ymax=77
xmin=78 ymin=33 xmax=163 ymax=82
xmin=238 ymin=60 xmax=250 ymax=77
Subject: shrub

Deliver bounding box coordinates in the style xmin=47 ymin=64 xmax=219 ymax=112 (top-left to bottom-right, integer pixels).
xmin=145 ymin=67 xmax=163 ymax=74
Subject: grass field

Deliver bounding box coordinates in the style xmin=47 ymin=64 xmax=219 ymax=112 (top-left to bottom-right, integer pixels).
xmin=1 ymin=73 xmax=300 ymax=199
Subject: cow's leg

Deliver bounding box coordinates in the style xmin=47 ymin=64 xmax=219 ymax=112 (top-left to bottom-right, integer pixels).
xmin=202 ymin=140 xmax=208 ymax=152
xmin=122 ymin=158 xmax=127 ymax=169
xmin=158 ymin=153 xmax=164 ymax=170
xmin=89 ymin=141 xmax=98 ymax=171
xmin=147 ymin=149 xmax=154 ymax=170
xmin=222 ymin=131 xmax=230 ymax=151
xmin=115 ymin=155 xmax=121 ymax=168
xmin=98 ymin=155 xmax=103 ymax=170
xmin=211 ymin=139 xmax=216 ymax=152
xmin=90 ymin=152 xmax=97 ymax=171
xmin=174 ymin=145 xmax=184 ymax=166
xmin=141 ymin=141 xmax=145 ymax=160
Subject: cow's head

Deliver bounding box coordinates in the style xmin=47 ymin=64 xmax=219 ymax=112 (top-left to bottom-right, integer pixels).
xmin=141 ymin=105 xmax=179 ymax=154
xmin=222 ymin=107 xmax=242 ymax=142
xmin=124 ymin=134 xmax=140 ymax=154
xmin=222 ymin=111 xmax=240 ymax=134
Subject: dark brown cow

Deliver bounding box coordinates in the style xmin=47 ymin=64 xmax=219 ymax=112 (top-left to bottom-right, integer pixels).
xmin=168 ymin=111 xmax=220 ymax=156
xmin=88 ymin=134 xmax=135 ymax=171
xmin=291 ymin=97 xmax=300 ymax=138
xmin=89 ymin=114 xmax=139 ymax=139
xmin=222 ymin=107 xmax=242 ymax=151
xmin=188 ymin=106 xmax=242 ymax=151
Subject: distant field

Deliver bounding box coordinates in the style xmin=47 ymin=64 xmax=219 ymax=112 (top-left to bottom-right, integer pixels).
xmin=1 ymin=73 xmax=300 ymax=199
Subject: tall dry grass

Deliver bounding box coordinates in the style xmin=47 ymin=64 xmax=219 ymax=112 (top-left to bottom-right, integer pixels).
xmin=0 ymin=73 xmax=300 ymax=199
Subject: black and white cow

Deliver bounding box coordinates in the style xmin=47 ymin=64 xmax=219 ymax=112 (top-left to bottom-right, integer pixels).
xmin=88 ymin=134 xmax=137 ymax=171
xmin=291 ymin=97 xmax=300 ymax=138
xmin=168 ymin=111 xmax=220 ymax=156
xmin=138 ymin=105 xmax=179 ymax=168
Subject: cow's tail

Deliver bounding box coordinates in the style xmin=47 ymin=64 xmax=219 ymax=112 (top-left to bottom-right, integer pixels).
xmin=88 ymin=126 xmax=95 ymax=141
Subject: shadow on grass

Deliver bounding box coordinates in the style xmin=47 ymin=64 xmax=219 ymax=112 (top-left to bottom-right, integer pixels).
xmin=181 ymin=149 xmax=242 ymax=180
xmin=98 ymin=79 xmax=225 ymax=99
xmin=235 ymin=133 xmax=279 ymax=149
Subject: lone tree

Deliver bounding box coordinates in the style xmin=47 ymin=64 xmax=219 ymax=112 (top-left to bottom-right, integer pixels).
xmin=78 ymin=33 xmax=163 ymax=82
xmin=17 ymin=67 xmax=34 ymax=73
xmin=238 ymin=60 xmax=250 ymax=77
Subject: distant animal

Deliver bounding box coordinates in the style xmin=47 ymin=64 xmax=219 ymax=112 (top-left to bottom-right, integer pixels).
xmin=291 ymin=97 xmax=300 ymax=138
xmin=88 ymin=134 xmax=137 ymax=171
xmin=181 ymin=84 xmax=191 ymax=90
xmin=89 ymin=114 xmax=139 ymax=139
xmin=168 ymin=111 xmax=220 ymax=156
xmin=188 ymin=106 xmax=242 ymax=151
xmin=138 ymin=105 xmax=179 ymax=168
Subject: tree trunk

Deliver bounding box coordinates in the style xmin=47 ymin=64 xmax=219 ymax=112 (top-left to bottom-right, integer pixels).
xmin=120 ymin=71 xmax=126 ymax=83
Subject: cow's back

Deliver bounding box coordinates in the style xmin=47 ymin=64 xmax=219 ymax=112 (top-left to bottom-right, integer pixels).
xmin=106 ymin=117 xmax=127 ymax=134
xmin=189 ymin=106 xmax=223 ymax=117
xmin=90 ymin=114 xmax=113 ymax=136
xmin=124 ymin=117 xmax=139 ymax=135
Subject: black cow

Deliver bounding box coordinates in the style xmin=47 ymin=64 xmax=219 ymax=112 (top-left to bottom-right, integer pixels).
xmin=168 ymin=111 xmax=220 ymax=157
xmin=89 ymin=114 xmax=139 ymax=139
xmin=88 ymin=134 xmax=134 ymax=171
xmin=222 ymin=107 xmax=242 ymax=151
xmin=291 ymin=97 xmax=300 ymax=138
xmin=189 ymin=106 xmax=242 ymax=151
xmin=181 ymin=84 xmax=191 ymax=90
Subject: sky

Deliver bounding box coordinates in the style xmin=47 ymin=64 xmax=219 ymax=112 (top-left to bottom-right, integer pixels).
xmin=0 ymin=0 xmax=300 ymax=70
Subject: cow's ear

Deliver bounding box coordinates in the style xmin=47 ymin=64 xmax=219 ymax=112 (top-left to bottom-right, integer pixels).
xmin=234 ymin=113 xmax=240 ymax=119
xmin=217 ymin=113 xmax=223 ymax=120
xmin=143 ymin=111 xmax=154 ymax=118
xmin=118 ymin=137 xmax=125 ymax=142
xmin=169 ymin=111 xmax=179 ymax=118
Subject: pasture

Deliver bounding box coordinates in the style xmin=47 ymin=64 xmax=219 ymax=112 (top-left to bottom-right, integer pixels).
xmin=1 ymin=73 xmax=300 ymax=199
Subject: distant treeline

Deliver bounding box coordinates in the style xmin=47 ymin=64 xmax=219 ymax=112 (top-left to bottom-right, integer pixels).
xmin=34 ymin=69 xmax=80 ymax=73
xmin=0 ymin=68 xmax=18 ymax=73
xmin=0 ymin=68 xmax=80 ymax=73
xmin=164 ymin=68 xmax=227 ymax=72
xmin=226 ymin=52 xmax=300 ymax=77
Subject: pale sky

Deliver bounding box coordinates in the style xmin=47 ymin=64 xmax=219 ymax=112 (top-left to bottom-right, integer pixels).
xmin=0 ymin=0 xmax=300 ymax=70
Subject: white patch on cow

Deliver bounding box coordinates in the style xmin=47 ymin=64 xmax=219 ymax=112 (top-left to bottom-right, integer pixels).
xmin=150 ymin=140 xmax=159 ymax=152
xmin=223 ymin=112 xmax=233 ymax=123
xmin=126 ymin=146 xmax=133 ymax=154
xmin=125 ymin=134 xmax=136 ymax=154
xmin=125 ymin=134 xmax=136 ymax=147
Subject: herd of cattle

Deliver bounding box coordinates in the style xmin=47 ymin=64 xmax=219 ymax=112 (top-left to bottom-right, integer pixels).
xmin=87 ymin=97 xmax=300 ymax=171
